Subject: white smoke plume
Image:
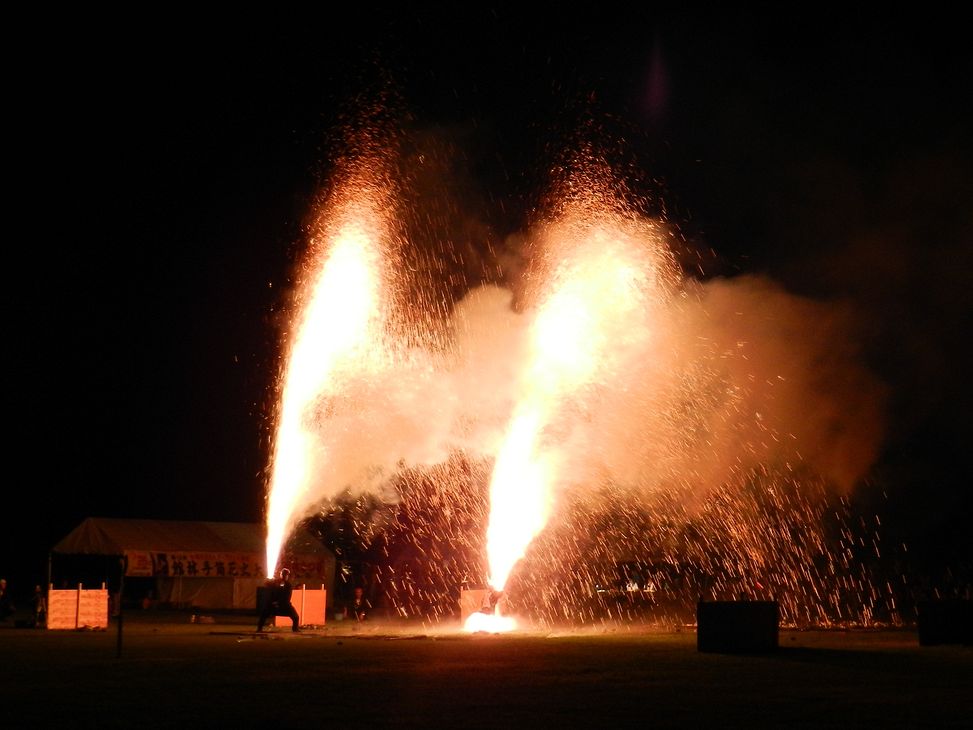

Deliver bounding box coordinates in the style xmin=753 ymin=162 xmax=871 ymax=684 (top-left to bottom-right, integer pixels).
xmin=286 ymin=227 xmax=886 ymax=520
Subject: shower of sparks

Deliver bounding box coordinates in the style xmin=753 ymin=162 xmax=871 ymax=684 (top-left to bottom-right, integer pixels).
xmin=483 ymin=211 xmax=675 ymax=588
xmin=265 ymin=139 xmax=893 ymax=630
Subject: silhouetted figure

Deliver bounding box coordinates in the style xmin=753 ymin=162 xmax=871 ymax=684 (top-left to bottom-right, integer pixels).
xmin=30 ymin=585 xmax=46 ymax=628
xmin=257 ymin=568 xmax=300 ymax=632
xmin=0 ymin=578 xmax=14 ymax=622
xmin=348 ymin=586 xmax=370 ymax=622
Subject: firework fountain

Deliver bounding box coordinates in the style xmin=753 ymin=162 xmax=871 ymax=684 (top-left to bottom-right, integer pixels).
xmin=263 ymin=137 xmax=889 ymax=631
xmin=264 ymin=158 xmax=399 ymax=577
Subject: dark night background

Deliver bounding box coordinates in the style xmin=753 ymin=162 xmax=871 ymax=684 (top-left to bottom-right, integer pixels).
xmin=5 ymin=9 xmax=970 ymax=609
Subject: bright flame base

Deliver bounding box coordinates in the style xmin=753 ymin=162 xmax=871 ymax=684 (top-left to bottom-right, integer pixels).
xmin=463 ymin=609 xmax=518 ymax=634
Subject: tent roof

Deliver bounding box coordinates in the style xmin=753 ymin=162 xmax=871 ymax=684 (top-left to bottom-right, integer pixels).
xmin=52 ymin=517 xmax=332 ymax=557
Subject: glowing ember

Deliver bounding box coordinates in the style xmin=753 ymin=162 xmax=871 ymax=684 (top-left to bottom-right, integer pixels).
xmin=264 ymin=175 xmax=390 ymax=577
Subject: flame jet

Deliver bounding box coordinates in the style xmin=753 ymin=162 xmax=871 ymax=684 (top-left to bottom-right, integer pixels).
xmin=264 ymin=170 xmax=394 ymax=578
xmin=474 ymin=202 xmax=675 ymax=629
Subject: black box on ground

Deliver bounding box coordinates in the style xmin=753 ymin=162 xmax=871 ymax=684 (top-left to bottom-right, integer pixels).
xmin=917 ymin=599 xmax=972 ymax=646
xmin=697 ymin=600 xmax=779 ymax=653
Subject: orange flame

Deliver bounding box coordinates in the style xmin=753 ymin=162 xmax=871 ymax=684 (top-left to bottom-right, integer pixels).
xmin=482 ymin=214 xmax=670 ymax=599
xmin=265 ymin=190 xmax=389 ymax=577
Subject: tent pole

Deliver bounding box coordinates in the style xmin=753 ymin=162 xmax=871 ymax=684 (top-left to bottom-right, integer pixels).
xmin=116 ymin=555 xmax=125 ymax=659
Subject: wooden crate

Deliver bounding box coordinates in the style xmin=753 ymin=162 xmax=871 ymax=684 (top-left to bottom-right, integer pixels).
xmin=459 ymin=588 xmax=492 ymax=623
xmin=275 ymin=584 xmax=326 ymax=628
xmin=47 ymin=584 xmax=109 ymax=630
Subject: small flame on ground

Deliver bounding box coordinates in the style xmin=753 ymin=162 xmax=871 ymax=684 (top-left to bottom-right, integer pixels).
xmin=463 ymin=608 xmax=518 ymax=633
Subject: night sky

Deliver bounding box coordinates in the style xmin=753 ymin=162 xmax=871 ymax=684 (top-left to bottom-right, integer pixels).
xmin=6 ymin=10 xmax=971 ymax=603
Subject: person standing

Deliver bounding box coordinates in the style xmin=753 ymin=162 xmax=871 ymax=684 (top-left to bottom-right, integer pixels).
xmin=0 ymin=578 xmax=14 ymax=622
xmin=30 ymin=585 xmax=46 ymax=628
xmin=349 ymin=586 xmax=370 ymax=622
xmin=256 ymin=568 xmax=300 ymax=632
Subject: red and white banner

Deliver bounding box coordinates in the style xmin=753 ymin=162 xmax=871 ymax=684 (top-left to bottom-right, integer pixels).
xmin=125 ymin=550 xmax=265 ymax=578
xmin=125 ymin=550 xmax=328 ymax=580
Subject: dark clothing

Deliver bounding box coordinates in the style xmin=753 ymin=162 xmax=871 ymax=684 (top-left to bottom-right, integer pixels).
xmin=257 ymin=578 xmax=300 ymax=632
xmin=31 ymin=589 xmax=46 ymax=628
xmin=350 ymin=594 xmax=369 ymax=622
xmin=0 ymin=585 xmax=14 ymax=621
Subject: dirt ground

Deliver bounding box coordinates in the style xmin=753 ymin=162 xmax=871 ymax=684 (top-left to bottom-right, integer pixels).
xmin=1 ymin=610 xmax=970 ymax=728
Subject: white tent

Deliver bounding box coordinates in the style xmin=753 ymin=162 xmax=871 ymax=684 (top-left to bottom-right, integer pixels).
xmin=52 ymin=517 xmax=335 ymax=610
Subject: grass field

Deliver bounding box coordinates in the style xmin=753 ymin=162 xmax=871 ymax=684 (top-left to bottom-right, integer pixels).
xmin=2 ymin=611 xmax=970 ymax=728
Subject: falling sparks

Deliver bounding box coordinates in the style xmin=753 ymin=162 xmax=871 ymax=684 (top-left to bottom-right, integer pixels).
xmin=482 ymin=210 xmax=675 ymax=596
xmin=264 ymin=135 xmax=892 ymax=630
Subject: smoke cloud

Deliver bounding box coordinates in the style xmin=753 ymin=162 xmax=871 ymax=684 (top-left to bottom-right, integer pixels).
xmin=290 ymin=223 xmax=887 ymax=519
